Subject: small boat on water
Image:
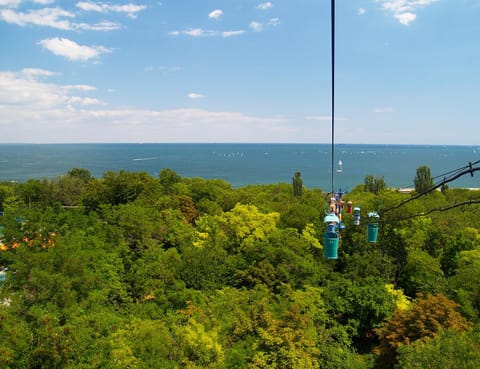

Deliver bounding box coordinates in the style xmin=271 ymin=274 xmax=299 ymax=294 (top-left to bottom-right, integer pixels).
xmin=336 ymin=160 xmax=343 ymax=173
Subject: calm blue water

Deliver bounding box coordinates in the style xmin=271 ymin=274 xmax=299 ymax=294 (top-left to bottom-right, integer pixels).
xmin=0 ymin=144 xmax=479 ymax=191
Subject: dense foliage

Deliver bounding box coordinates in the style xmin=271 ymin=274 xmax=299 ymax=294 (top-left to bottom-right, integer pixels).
xmin=0 ymin=167 xmax=479 ymax=368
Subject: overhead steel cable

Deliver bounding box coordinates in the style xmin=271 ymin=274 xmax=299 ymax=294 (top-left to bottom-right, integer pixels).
xmin=380 ymin=161 xmax=480 ymax=215
xmin=330 ymin=0 xmax=335 ymax=196
xmin=432 ymin=159 xmax=480 ymax=180
xmin=390 ymin=199 xmax=480 ymax=222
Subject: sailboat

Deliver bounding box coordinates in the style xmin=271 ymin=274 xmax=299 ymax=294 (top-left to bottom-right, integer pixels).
xmin=336 ymin=160 xmax=343 ymax=173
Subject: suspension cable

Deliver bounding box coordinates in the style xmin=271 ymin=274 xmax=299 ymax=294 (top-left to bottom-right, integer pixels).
xmin=380 ymin=161 xmax=480 ymax=215
xmin=330 ymin=0 xmax=335 ymax=196
xmin=433 ymin=159 xmax=480 ymax=180
xmin=389 ymin=199 xmax=480 ymax=222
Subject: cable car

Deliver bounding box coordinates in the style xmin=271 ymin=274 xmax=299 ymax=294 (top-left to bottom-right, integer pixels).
xmin=353 ymin=207 xmax=361 ymax=226
xmin=324 ymin=212 xmax=340 ymax=259
xmin=347 ymin=200 xmax=353 ymax=214
xmin=367 ymin=212 xmax=380 ymax=243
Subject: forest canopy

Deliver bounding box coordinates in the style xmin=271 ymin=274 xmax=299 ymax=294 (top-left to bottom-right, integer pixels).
xmin=0 ymin=167 xmax=480 ymax=369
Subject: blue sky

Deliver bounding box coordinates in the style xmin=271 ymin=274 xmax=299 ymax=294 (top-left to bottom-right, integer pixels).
xmin=0 ymin=0 xmax=479 ymax=144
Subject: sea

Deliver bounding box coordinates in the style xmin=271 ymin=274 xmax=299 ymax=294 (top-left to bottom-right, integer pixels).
xmin=0 ymin=143 xmax=479 ymax=191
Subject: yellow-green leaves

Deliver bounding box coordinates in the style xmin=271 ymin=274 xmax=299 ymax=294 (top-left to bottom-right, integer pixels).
xmin=385 ymin=284 xmax=411 ymax=311
xmin=302 ymin=223 xmax=322 ymax=250
xmin=218 ymin=204 xmax=279 ymax=248
xmin=194 ymin=204 xmax=280 ymax=250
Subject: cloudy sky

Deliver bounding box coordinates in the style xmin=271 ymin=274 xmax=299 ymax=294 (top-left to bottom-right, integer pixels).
xmin=0 ymin=0 xmax=479 ymax=144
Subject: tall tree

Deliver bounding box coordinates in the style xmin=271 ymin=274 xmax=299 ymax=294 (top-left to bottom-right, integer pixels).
xmin=292 ymin=172 xmax=303 ymax=197
xmin=414 ymin=165 xmax=434 ymax=193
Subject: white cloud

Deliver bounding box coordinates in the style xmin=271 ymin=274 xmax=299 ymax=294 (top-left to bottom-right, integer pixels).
xmin=184 ymin=28 xmax=215 ymax=37
xmin=257 ymin=2 xmax=273 ymax=10
xmin=38 ymin=37 xmax=111 ymax=61
xmin=168 ymin=28 xmax=219 ymax=37
xmin=33 ymin=0 xmax=55 ymax=4
xmin=187 ymin=93 xmax=205 ymax=99
xmin=222 ymin=30 xmax=245 ymax=37
xmin=375 ymin=0 xmax=438 ymax=25
xmin=109 ymin=3 xmax=147 ymax=18
xmin=0 ymin=0 xmax=21 ymax=7
xmin=169 ymin=28 xmax=217 ymax=37
xmin=21 ymin=68 xmax=57 ymax=78
xmin=249 ymin=21 xmax=262 ymax=32
xmin=169 ymin=28 xmax=245 ymax=38
xmin=0 ymin=69 xmax=106 ymax=125
xmin=75 ymin=1 xmax=147 ymax=18
xmin=0 ymin=69 xmax=95 ymax=108
xmin=0 ymin=69 xmax=290 ymax=143
xmin=63 ymin=84 xmax=96 ymax=92
xmin=208 ymin=9 xmax=223 ymax=19
xmin=68 ymin=96 xmax=106 ymax=105
xmin=373 ymin=107 xmax=394 ymax=113
xmin=75 ymin=20 xmax=120 ymax=31
xmin=0 ymin=7 xmax=74 ymax=30
xmin=268 ymin=17 xmax=280 ymax=26
xmin=358 ymin=7 xmax=366 ymax=15
xmin=394 ymin=11 xmax=416 ymax=25
xmin=0 ymin=6 xmax=121 ymax=30
xmin=75 ymin=1 xmax=103 ymax=12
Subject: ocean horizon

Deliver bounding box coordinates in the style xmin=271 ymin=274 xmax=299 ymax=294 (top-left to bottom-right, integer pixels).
xmin=0 ymin=143 xmax=479 ymax=191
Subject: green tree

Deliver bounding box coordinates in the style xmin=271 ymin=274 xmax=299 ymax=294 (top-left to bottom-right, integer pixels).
xmin=102 ymin=170 xmax=156 ymax=205
xmin=17 ymin=179 xmax=53 ymax=208
xmin=292 ymin=171 xmax=303 ymax=197
xmin=374 ymin=293 xmax=472 ymax=368
xmin=81 ymin=179 xmax=108 ymax=212
xmin=449 ymin=249 xmax=480 ymax=320
xmin=440 ymin=227 xmax=480 ymax=276
xmin=400 ymin=249 xmax=445 ymax=297
xmin=175 ymin=317 xmax=225 ymax=368
xmin=414 ymin=165 xmax=434 ymax=193
xmin=364 ymin=175 xmax=387 ymax=194
xmin=159 ymin=168 xmax=181 ymax=194
xmin=279 ymin=202 xmax=320 ymax=231
xmin=396 ymin=328 xmax=480 ymax=369
xmin=110 ymin=319 xmax=178 ymax=369
xmin=216 ymin=203 xmax=280 ymax=250
xmin=0 ymin=308 xmax=33 ymax=368
xmin=181 ymin=241 xmax=228 ymax=291
xmin=323 ymin=276 xmax=396 ymax=351
xmin=50 ymin=168 xmax=93 ymax=206
xmin=67 ymin=167 xmax=93 ymax=182
xmin=0 ymin=184 xmax=14 ymax=212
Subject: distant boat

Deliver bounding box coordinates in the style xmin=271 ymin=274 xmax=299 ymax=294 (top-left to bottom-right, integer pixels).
xmin=336 ymin=160 xmax=343 ymax=173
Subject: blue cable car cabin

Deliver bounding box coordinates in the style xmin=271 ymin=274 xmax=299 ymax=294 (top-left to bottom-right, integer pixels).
xmin=367 ymin=212 xmax=380 ymax=243
xmin=324 ymin=213 xmax=340 ymax=259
